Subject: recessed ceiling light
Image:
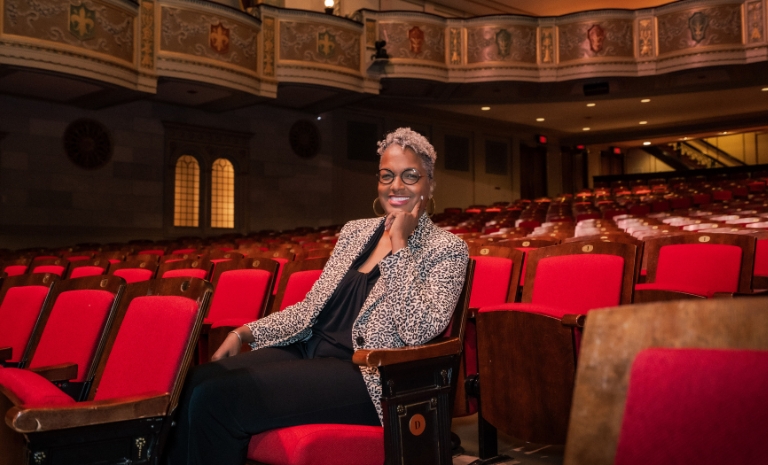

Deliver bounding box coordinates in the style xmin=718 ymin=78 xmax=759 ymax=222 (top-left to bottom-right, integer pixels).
xmin=586 ymin=103 xmax=596 ymax=107
xmin=641 ymin=98 xmax=651 ymax=103
xmin=720 ymin=131 xmax=728 ymax=135
xmin=481 ymin=106 xmax=491 ymax=111
xmin=643 ymin=141 xmax=652 ymax=146
xmin=762 ymin=87 xmax=768 ymax=91
xmin=536 ymin=118 xmax=545 ymax=122
xmin=317 ymin=116 xmax=322 ymax=120
xmin=583 ymin=127 xmax=591 ymax=131
xmin=639 ymin=121 xmax=648 ymax=125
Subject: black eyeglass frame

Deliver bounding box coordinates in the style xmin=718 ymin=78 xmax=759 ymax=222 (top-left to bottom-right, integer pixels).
xmin=376 ymin=168 xmax=425 ymax=185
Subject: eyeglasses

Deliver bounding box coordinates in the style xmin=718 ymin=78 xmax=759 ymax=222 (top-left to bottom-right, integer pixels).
xmin=377 ymin=168 xmax=424 ymax=185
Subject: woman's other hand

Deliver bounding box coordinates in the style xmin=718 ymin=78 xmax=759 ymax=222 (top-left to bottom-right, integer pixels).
xmin=386 ymin=195 xmax=426 ymax=252
xmin=211 ymin=327 xmax=252 ymax=362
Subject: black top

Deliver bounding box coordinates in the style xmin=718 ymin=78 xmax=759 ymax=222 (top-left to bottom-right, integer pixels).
xmin=304 ymin=221 xmax=385 ymax=360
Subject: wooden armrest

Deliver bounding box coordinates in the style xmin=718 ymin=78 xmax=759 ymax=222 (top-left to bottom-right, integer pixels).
xmin=467 ymin=307 xmax=479 ymax=319
xmin=561 ymin=314 xmax=586 ymax=328
xmin=0 ymin=346 xmax=10 ymax=362
xmin=28 ymin=363 xmax=78 ymax=383
xmin=633 ymin=288 xmax=706 ymax=303
xmin=6 ymin=393 xmax=170 ymax=433
xmin=352 ymin=338 xmax=461 ymax=367
xmin=713 ymin=290 xmax=768 ymax=298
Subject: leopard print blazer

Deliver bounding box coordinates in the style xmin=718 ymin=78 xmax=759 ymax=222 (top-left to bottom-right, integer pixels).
xmin=245 ymin=213 xmax=469 ymax=423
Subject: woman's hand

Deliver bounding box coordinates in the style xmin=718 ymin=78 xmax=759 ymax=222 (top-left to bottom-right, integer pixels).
xmin=211 ymin=328 xmax=251 ymax=362
xmin=386 ymin=196 xmax=426 ymax=252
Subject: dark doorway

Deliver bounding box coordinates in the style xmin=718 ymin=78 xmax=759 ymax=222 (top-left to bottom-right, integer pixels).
xmin=520 ymin=143 xmax=547 ymax=199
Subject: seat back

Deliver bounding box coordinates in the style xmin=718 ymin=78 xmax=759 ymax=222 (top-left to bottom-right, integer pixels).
xmin=157 ymin=258 xmax=212 ymax=280
xmin=614 ymin=348 xmax=768 ymax=465
xmin=524 ymin=241 xmax=638 ymax=312
xmin=28 ymin=258 xmax=69 ymax=278
xmin=88 ymin=278 xmax=212 ymax=410
xmin=207 ymin=257 xmax=279 ymax=323
xmin=0 ymin=274 xmax=58 ymax=364
xmin=108 ymin=259 xmax=158 ymax=284
xmin=23 ymin=276 xmax=123 ymax=397
xmin=564 ymin=298 xmax=768 ymax=465
xmin=67 ymin=258 xmax=110 ymax=279
xmin=467 ymin=245 xmax=523 ymax=308
xmin=1 ymin=258 xmax=30 ymax=277
xmin=269 ymin=257 xmax=329 ymax=314
xmin=643 ymin=232 xmax=755 ymax=296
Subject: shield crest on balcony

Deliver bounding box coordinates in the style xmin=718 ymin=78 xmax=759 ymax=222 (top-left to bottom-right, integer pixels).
xmin=317 ymin=31 xmax=336 ymax=57
xmin=69 ymin=4 xmax=96 ymax=41
xmin=210 ymin=23 xmax=230 ymax=54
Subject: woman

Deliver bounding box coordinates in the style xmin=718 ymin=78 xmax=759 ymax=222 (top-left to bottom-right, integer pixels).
xmin=164 ymin=127 xmax=469 ymax=465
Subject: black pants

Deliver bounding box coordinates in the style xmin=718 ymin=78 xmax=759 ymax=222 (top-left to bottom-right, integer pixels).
xmin=163 ymin=343 xmax=380 ymax=465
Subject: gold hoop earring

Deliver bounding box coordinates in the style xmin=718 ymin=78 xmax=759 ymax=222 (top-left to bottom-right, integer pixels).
xmin=373 ymin=198 xmax=387 ymax=217
xmin=427 ymin=197 xmax=436 ymax=217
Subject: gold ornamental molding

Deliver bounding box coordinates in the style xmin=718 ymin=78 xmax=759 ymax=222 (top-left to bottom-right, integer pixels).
xmin=0 ymin=0 xmax=765 ymax=100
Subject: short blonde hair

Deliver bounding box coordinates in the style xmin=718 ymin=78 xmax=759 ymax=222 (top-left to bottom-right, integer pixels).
xmin=377 ymin=128 xmax=436 ymax=180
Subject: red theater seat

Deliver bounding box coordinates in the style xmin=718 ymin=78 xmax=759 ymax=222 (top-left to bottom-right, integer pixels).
xmin=1 ymin=278 xmax=212 ymax=464
xmin=247 ymin=262 xmax=474 ymax=465
xmin=0 ymin=274 xmax=58 ymax=366
xmin=614 ymin=348 xmax=768 ymax=465
xmin=108 ymin=258 xmax=158 ymax=284
xmin=268 ymin=257 xmax=329 ymax=315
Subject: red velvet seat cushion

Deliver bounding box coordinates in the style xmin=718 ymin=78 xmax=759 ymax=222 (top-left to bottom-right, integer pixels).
xmin=0 ymin=286 xmax=50 ymax=363
xmin=32 ymin=265 xmax=65 ymax=277
xmin=248 ymin=424 xmax=383 ymax=465
xmin=530 ymin=254 xmax=624 ymax=312
xmin=205 ymin=269 xmax=271 ymax=324
xmin=162 ymin=268 xmax=208 ymax=279
xmin=3 ymin=265 xmax=28 ymax=277
xmin=0 ymin=368 xmax=77 ymax=407
xmin=94 ymin=296 xmax=198 ymax=400
xmin=614 ymin=348 xmax=768 ymax=465
xmin=468 ymin=256 xmax=513 ymax=308
xmin=650 ymin=243 xmax=742 ymax=297
xmin=113 ymin=268 xmax=154 ymax=284
xmin=28 ymin=290 xmax=116 ymax=382
xmin=279 ymin=270 xmax=322 ymax=311
xmin=69 ymin=266 xmax=106 ymax=279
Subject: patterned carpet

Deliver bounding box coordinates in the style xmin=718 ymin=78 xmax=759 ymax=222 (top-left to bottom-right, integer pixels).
xmin=451 ymin=415 xmax=564 ymax=465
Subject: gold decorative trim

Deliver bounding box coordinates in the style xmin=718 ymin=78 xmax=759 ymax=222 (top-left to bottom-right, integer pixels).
xmin=140 ymin=0 xmax=155 ymax=69
xmin=263 ymin=16 xmax=275 ymax=76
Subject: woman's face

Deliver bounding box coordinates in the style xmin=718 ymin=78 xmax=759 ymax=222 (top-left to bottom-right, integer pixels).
xmin=378 ymin=144 xmax=433 ymax=215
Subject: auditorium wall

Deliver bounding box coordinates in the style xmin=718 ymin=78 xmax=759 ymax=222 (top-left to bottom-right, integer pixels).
xmin=0 ymin=94 xmax=541 ymax=249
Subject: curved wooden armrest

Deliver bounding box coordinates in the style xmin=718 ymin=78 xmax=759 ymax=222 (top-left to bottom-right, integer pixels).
xmin=713 ymin=290 xmax=768 ymax=298
xmin=0 ymin=346 xmax=10 ymax=362
xmin=633 ymin=288 xmax=706 ymax=303
xmin=28 ymin=363 xmax=78 ymax=383
xmin=352 ymin=338 xmax=462 ymax=367
xmin=561 ymin=314 xmax=586 ymax=328
xmin=6 ymin=393 xmax=170 ymax=433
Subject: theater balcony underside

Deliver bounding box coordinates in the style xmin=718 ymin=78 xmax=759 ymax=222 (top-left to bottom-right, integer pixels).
xmin=1 ymin=0 xmax=767 ymax=139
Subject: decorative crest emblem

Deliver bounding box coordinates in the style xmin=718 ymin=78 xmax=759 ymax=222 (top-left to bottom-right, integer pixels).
xmin=688 ymin=12 xmax=708 ymax=43
xmin=69 ymin=4 xmax=96 ymax=41
xmin=317 ymin=31 xmax=336 ymax=57
xmin=587 ymin=24 xmax=605 ymax=53
xmin=408 ymin=26 xmax=424 ymax=53
xmin=210 ymin=23 xmax=230 ymax=54
xmin=495 ymin=29 xmax=512 ymax=58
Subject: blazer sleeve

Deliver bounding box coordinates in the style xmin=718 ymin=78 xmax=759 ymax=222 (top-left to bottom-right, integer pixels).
xmin=244 ymin=220 xmax=362 ymax=349
xmin=377 ymin=233 xmax=469 ymax=346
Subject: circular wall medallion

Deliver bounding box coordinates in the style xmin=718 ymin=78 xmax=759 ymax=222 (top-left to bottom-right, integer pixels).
xmin=63 ymin=119 xmax=112 ymax=170
xmin=289 ymin=120 xmax=321 ymax=159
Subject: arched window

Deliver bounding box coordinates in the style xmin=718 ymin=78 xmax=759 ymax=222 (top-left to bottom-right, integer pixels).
xmin=211 ymin=158 xmax=235 ymax=228
xmin=174 ymin=155 xmax=200 ymax=227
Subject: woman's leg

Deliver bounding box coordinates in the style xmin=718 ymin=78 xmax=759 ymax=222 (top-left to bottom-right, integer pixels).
xmin=164 ymin=346 xmax=304 ymax=465
xmin=164 ymin=348 xmax=379 ymax=465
